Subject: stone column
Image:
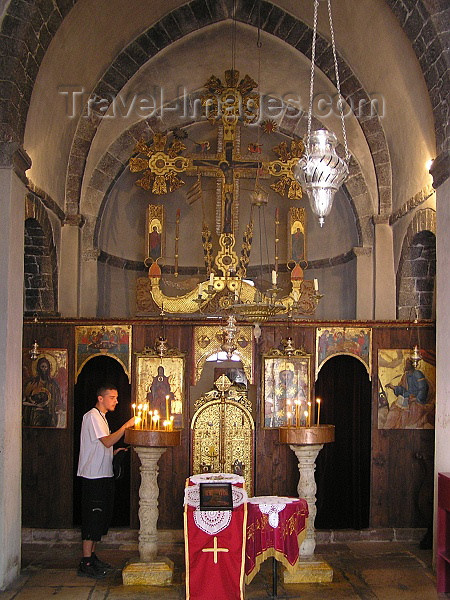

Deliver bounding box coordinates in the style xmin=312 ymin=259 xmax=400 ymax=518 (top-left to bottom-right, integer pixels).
xmin=135 ymin=446 xmax=165 ymax=562
xmin=122 ymin=446 xmax=173 ymax=586
xmin=373 ymin=215 xmax=396 ymax=319
xmin=0 ymin=144 xmax=31 ymax=590
xmin=284 ymin=443 xmax=333 ymax=583
xmin=353 ymin=246 xmax=373 ymax=319
xmin=290 ymin=444 xmax=323 ymax=556
xmin=79 ymin=246 xmax=99 ymax=317
xmin=59 ymin=215 xmax=83 ymax=316
xmin=431 ymin=150 xmax=450 ymax=563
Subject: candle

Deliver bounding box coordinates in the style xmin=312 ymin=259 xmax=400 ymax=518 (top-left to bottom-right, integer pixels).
xmin=307 ymin=401 xmax=311 ymax=427
xmin=209 ymin=272 xmax=214 ymax=285
xmin=152 ymin=414 xmax=159 ymax=429
xmin=170 ymin=415 xmax=174 ymax=431
xmin=135 ymin=414 xmax=141 ymax=428
xmin=304 ymin=410 xmax=308 ymax=427
xmin=314 ymin=278 xmax=318 ymax=291
xmin=143 ymin=402 xmax=149 ymax=429
xmin=287 ymin=411 xmax=292 ymax=427
xmin=295 ymin=400 xmax=301 ymax=427
xmin=165 ymin=395 xmax=170 ymax=421
xmin=149 ymin=410 xmax=153 ymax=430
xmin=316 ymin=398 xmax=321 ymax=426
xmin=132 ymin=403 xmax=136 ymax=419
xmin=272 ymin=270 xmax=277 ymax=286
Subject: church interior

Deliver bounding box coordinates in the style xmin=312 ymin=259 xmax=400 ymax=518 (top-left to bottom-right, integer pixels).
xmin=0 ymin=0 xmax=449 ymax=596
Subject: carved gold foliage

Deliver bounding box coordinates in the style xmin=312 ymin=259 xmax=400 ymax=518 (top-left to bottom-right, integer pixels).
xmin=129 ymin=134 xmax=189 ymax=195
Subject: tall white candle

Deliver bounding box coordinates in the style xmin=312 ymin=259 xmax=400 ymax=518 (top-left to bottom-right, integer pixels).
xmin=209 ymin=272 xmax=214 ymax=285
xmin=314 ymin=278 xmax=318 ymax=291
xmin=272 ymin=270 xmax=277 ymax=285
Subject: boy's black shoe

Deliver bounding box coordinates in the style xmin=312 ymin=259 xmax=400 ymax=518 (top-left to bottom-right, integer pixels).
xmin=91 ymin=552 xmax=113 ymax=571
xmin=77 ymin=559 xmax=107 ymax=579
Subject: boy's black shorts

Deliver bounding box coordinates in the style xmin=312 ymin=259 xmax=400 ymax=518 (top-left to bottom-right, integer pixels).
xmin=81 ymin=477 xmax=114 ymax=541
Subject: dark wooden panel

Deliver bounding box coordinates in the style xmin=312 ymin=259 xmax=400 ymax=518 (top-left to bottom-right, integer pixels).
xmin=370 ymin=326 xmax=435 ymax=527
xmin=22 ymin=324 xmax=74 ymax=528
xmin=22 ymin=319 xmax=436 ymax=532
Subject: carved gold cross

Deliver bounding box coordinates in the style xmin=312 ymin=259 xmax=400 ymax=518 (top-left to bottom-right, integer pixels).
xmin=201 ymin=535 xmax=229 ymax=564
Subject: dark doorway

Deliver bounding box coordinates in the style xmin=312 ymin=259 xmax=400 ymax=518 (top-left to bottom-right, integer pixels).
xmin=73 ymin=355 xmax=131 ymax=527
xmin=314 ymin=355 xmax=371 ymax=529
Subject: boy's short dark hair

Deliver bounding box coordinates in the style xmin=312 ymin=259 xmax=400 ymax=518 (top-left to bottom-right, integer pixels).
xmin=96 ymin=384 xmax=118 ymax=397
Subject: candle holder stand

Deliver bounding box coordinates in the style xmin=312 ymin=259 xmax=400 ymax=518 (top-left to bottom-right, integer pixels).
xmin=279 ymin=425 xmax=335 ymax=583
xmin=122 ymin=428 xmax=181 ymax=586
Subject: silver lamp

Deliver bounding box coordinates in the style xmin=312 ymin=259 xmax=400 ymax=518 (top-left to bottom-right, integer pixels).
xmin=294 ymin=0 xmax=350 ymax=227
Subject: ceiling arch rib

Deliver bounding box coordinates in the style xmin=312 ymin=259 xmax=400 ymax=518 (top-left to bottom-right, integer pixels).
xmin=65 ymin=4 xmax=391 ymax=224
xmin=0 ymin=0 xmax=446 ymax=165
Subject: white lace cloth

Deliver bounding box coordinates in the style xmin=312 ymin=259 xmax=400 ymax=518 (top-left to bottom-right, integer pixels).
xmin=189 ymin=472 xmax=245 ymax=485
xmin=248 ymin=496 xmax=297 ymax=528
xmin=184 ymin=474 xmax=248 ymax=536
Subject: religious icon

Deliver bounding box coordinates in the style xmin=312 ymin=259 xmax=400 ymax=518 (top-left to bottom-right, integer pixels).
xmin=22 ymin=349 xmax=68 ymax=428
xmin=315 ymin=326 xmax=372 ymax=380
xmin=262 ymin=352 xmax=311 ymax=428
xmin=146 ymin=204 xmax=164 ymax=263
xmin=288 ymin=207 xmax=306 ymax=265
xmin=135 ymin=351 xmax=185 ymax=429
xmin=75 ymin=325 xmax=131 ymax=381
xmin=378 ymin=349 xmax=435 ymax=429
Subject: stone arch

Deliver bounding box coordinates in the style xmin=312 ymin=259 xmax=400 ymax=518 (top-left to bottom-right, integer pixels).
xmin=0 ymin=0 xmax=446 ymax=156
xmin=66 ymin=7 xmax=392 ymax=219
xmin=397 ymin=208 xmax=436 ymax=320
xmin=24 ymin=193 xmax=58 ymax=315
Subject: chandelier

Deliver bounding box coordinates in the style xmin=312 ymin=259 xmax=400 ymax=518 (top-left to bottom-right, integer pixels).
xmin=293 ymin=0 xmax=350 ymax=227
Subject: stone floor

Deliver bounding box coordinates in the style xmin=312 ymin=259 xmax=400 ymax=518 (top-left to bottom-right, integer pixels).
xmin=0 ymin=531 xmax=445 ymax=599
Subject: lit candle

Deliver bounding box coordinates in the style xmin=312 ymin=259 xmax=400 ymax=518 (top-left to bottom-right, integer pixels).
xmin=149 ymin=410 xmax=153 ymax=430
xmin=272 ymin=270 xmax=277 ymax=286
xmin=152 ymin=414 xmax=159 ymax=429
xmin=314 ymin=278 xmax=318 ymax=291
xmin=316 ymin=398 xmax=321 ymax=426
xmin=132 ymin=403 xmax=136 ymax=419
xmin=304 ymin=410 xmax=308 ymax=427
xmin=143 ymin=402 xmax=149 ymax=429
xmin=165 ymin=395 xmax=170 ymax=421
xmin=307 ymin=401 xmax=312 ymax=427
xmin=209 ymin=272 xmax=214 ymax=285
xmin=287 ymin=411 xmax=292 ymax=427
xmin=134 ymin=415 xmax=141 ymax=428
xmin=137 ymin=410 xmax=142 ymax=430
xmin=170 ymin=415 xmax=174 ymax=431
xmin=295 ymin=400 xmax=301 ymax=427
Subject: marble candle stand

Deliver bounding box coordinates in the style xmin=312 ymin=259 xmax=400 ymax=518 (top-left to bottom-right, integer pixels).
xmin=279 ymin=425 xmax=335 ymax=583
xmin=122 ymin=428 xmax=181 ymax=586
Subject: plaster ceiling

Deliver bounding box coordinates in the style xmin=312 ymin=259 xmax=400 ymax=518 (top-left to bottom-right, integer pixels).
xmin=23 ymin=0 xmax=436 ymax=219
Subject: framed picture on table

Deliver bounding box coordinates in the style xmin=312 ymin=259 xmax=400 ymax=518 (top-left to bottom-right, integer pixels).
xmin=134 ymin=347 xmax=185 ymax=429
xmin=262 ymin=349 xmax=312 ymax=428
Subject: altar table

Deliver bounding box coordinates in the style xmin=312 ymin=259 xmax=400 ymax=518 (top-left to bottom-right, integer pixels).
xmin=245 ymin=496 xmax=309 ymax=584
xmin=184 ymin=475 xmax=308 ymax=599
xmin=184 ymin=474 xmax=248 ymax=600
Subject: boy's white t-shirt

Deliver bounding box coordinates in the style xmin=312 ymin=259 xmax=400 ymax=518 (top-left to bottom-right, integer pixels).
xmin=77 ymin=408 xmax=113 ymax=478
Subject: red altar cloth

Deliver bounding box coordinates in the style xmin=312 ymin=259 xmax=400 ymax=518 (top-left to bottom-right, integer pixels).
xmin=244 ymin=496 xmax=308 ymax=584
xmin=184 ymin=474 xmax=248 ymax=600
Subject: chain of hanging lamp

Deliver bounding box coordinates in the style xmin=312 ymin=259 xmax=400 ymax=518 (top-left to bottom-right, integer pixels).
xmin=295 ymin=0 xmax=350 ymax=227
